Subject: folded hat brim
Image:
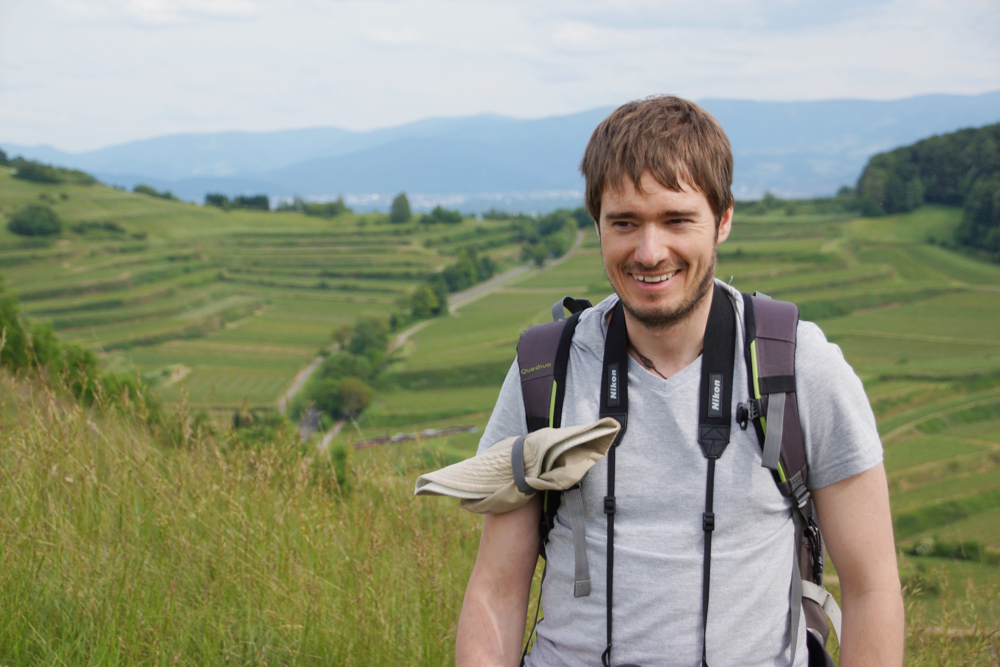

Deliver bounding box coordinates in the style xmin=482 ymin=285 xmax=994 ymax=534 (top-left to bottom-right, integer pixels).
xmin=414 ymin=417 xmax=620 ymax=514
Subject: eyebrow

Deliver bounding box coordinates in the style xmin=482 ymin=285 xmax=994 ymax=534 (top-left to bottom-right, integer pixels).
xmin=603 ymin=208 xmax=701 ymax=220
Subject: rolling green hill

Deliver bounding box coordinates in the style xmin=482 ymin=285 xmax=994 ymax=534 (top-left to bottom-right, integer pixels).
xmin=2 ymin=163 xmax=998 ymax=660
xmin=371 ymin=202 xmax=1000 ymax=636
xmin=0 ymin=168 xmax=525 ymax=418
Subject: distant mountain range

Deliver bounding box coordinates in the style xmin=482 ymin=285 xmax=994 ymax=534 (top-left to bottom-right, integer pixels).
xmin=4 ymin=92 xmax=999 ymax=213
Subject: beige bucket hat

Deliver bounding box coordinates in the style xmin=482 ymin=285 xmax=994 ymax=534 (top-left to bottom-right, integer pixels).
xmin=414 ymin=417 xmax=621 ymax=514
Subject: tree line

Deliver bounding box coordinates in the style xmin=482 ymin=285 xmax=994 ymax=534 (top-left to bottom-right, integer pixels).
xmin=1 ymin=153 xmax=97 ymax=186
xmin=856 ymin=123 xmax=1000 ymax=259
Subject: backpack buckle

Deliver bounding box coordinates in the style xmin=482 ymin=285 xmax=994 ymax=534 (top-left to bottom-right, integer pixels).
xmin=736 ymin=398 xmax=761 ymax=430
xmin=806 ymin=516 xmax=824 ymax=581
xmin=603 ymin=496 xmax=616 ymax=514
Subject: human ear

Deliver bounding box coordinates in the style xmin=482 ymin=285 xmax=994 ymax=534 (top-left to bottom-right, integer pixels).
xmin=716 ymin=205 xmax=733 ymax=244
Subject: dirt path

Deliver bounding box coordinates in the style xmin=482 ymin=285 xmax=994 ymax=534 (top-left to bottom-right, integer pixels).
xmin=447 ymin=228 xmax=585 ymax=314
xmin=277 ymin=355 xmax=325 ymax=415
xmin=288 ymin=229 xmax=587 ymax=446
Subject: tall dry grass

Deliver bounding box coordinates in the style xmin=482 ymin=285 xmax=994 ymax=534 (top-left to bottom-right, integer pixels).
xmin=0 ymin=370 xmax=479 ymax=665
xmin=2 ymin=369 xmax=998 ymax=665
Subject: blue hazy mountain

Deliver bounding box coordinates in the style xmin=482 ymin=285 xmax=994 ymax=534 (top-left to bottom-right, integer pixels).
xmin=4 ymin=92 xmax=999 ymax=211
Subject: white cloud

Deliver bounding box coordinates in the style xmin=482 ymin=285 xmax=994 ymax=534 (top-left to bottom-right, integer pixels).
xmin=0 ymin=0 xmax=997 ymax=151
xmin=364 ymin=28 xmax=422 ymax=46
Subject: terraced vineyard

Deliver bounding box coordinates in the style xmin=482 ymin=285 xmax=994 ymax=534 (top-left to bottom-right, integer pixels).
xmin=0 ymin=169 xmax=522 ymax=418
xmin=3 ymin=164 xmax=998 ymax=648
xmin=376 ymin=204 xmax=1000 ymax=635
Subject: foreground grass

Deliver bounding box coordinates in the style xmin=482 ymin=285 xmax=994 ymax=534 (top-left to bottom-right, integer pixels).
xmin=3 ymin=370 xmax=999 ymax=665
xmin=0 ymin=370 xmax=480 ymax=666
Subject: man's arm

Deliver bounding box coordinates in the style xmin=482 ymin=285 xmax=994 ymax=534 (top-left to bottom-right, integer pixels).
xmin=812 ymin=462 xmax=904 ymax=666
xmin=456 ymin=495 xmax=542 ymax=667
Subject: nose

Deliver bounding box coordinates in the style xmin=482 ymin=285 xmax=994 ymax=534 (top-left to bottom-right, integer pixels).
xmin=632 ymin=224 xmax=670 ymax=268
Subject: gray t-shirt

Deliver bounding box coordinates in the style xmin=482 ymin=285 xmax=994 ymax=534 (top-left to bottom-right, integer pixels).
xmin=477 ymin=280 xmax=883 ymax=667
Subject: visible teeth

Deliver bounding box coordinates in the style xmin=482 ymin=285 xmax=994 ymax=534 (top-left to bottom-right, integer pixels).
xmin=634 ymin=271 xmax=678 ymax=283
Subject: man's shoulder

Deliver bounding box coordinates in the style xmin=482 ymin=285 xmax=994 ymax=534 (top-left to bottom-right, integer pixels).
xmin=794 ymin=318 xmax=848 ymax=369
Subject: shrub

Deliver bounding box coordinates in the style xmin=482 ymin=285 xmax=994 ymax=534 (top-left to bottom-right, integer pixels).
xmin=6 ymin=205 xmax=62 ymax=236
xmin=302 ymin=197 xmax=350 ymax=217
xmin=420 ymin=206 xmax=463 ymax=225
xmin=133 ymin=184 xmax=175 ymax=200
xmin=10 ymin=157 xmax=96 ymax=185
xmin=11 ymin=159 xmax=62 ymax=183
xmin=233 ymin=194 xmax=270 ymax=211
xmin=205 ymin=193 xmax=230 ymax=208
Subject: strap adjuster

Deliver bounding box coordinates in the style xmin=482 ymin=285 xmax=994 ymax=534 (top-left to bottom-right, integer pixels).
xmin=703 ymin=511 xmax=715 ymax=532
xmin=806 ymin=516 xmax=824 ymax=581
xmin=603 ymin=496 xmax=616 ymax=514
xmin=736 ymin=398 xmax=762 ymax=430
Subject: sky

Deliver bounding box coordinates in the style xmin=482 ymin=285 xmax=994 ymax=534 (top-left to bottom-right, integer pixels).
xmin=1 ymin=0 xmax=998 ymax=152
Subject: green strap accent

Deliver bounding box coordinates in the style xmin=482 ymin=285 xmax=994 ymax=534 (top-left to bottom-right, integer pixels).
xmin=548 ymin=379 xmax=558 ymax=427
xmin=749 ymin=340 xmax=787 ymax=482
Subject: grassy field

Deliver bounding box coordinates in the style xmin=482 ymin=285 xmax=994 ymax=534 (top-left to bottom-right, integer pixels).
xmin=365 ymin=203 xmax=1000 ymax=655
xmin=0 ymin=169 xmax=522 ymax=418
xmin=2 ymin=169 xmax=999 ymax=663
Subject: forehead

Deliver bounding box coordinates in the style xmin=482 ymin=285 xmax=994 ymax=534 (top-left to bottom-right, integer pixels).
xmin=600 ymin=171 xmax=710 ymax=217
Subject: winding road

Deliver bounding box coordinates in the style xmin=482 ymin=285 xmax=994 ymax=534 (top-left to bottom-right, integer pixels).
xmin=279 ymin=229 xmax=587 ymax=433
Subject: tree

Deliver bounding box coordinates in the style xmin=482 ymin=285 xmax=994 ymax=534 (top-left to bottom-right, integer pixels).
xmin=347 ymin=316 xmax=390 ymax=367
xmin=233 ymin=194 xmax=270 ymax=211
xmin=11 ymin=159 xmax=62 ymax=183
xmin=205 ymin=193 xmax=230 ymax=208
xmin=410 ymin=284 xmax=441 ymax=319
xmin=0 ymin=147 xmax=9 ymax=166
xmin=390 ymin=192 xmax=411 ymax=223
xmin=338 ymin=377 xmax=372 ymax=419
xmin=302 ymin=197 xmax=350 ymax=217
xmin=133 ymin=184 xmax=175 ymax=199
xmin=420 ymin=206 xmax=463 ymax=224
xmin=956 ymin=178 xmax=1000 ymax=253
xmin=310 ymin=376 xmax=372 ymax=419
xmin=7 ymin=205 xmax=62 ymax=236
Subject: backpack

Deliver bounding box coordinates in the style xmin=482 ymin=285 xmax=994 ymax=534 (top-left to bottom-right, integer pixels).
xmin=516 ymin=288 xmax=842 ymax=667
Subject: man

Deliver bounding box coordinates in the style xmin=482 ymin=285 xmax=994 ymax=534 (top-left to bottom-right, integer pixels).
xmin=456 ymin=96 xmax=903 ymax=667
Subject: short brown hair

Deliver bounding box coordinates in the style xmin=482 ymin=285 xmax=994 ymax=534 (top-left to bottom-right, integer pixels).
xmin=580 ymin=96 xmax=733 ymax=224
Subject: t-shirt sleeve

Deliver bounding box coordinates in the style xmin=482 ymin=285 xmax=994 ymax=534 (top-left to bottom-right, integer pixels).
xmin=476 ymin=359 xmax=529 ymax=456
xmin=795 ymin=321 xmax=884 ymax=489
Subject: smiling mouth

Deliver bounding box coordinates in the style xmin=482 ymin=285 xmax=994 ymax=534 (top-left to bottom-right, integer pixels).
xmin=631 ymin=269 xmax=679 ymax=283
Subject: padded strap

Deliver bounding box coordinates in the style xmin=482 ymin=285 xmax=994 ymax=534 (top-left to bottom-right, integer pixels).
xmin=563 ymin=486 xmax=591 ymax=597
xmin=552 ymin=300 xmax=567 ymax=322
xmin=511 ymin=436 xmax=534 ymax=495
xmin=760 ymin=392 xmax=786 ymax=471
xmin=789 ymin=510 xmax=804 ymax=666
xmin=802 ymin=580 xmax=843 ymax=642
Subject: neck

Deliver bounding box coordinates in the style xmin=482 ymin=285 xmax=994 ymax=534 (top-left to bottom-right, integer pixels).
xmin=622 ymin=286 xmax=717 ymax=379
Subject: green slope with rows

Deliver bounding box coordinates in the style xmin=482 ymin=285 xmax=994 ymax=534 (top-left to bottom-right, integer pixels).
xmin=371 ymin=204 xmax=1000 ymax=632
xmin=0 ymin=168 xmax=523 ymax=417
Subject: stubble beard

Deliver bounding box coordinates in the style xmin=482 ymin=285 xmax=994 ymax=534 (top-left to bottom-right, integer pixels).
xmin=617 ymin=247 xmax=717 ymax=331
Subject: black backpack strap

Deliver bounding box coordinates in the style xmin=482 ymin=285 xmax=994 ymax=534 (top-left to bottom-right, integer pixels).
xmin=519 ymin=297 xmax=592 ymax=432
xmin=599 ymin=301 xmax=630 ymax=667
xmin=516 ymin=298 xmax=592 ymax=666
xmin=696 ymin=284 xmax=738 ymax=667
xmin=737 ymin=292 xmax=840 ymax=663
xmin=552 ymin=296 xmax=594 ymax=322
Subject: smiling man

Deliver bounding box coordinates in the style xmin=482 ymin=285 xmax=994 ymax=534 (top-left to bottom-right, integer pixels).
xmin=455 ymin=96 xmax=903 ymax=667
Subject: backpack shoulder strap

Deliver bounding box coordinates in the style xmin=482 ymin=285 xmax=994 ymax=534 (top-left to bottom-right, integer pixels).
xmin=738 ymin=291 xmax=842 ymax=659
xmin=517 ymin=297 xmax=590 ymax=432
xmin=517 ymin=297 xmax=593 ymax=664
xmin=740 ymin=292 xmax=808 ymax=500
